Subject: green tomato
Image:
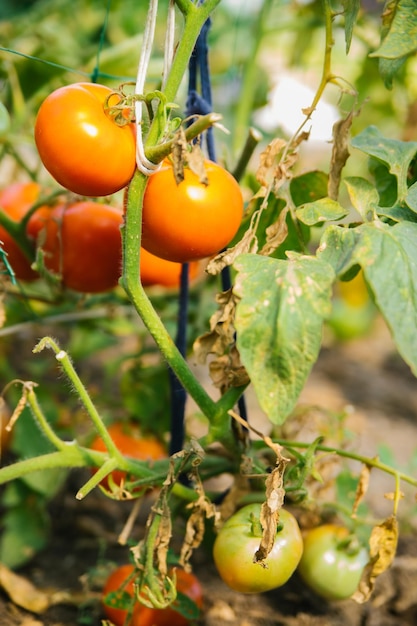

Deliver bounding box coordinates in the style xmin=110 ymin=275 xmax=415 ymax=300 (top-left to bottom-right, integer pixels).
xmin=213 ymin=503 xmax=303 ymax=594
xmin=298 ymin=524 xmax=368 ymax=601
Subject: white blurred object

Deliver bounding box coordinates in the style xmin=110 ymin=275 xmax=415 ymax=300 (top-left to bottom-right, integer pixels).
xmin=254 ymin=75 xmax=339 ymax=142
xmin=222 ymin=0 xmax=265 ymax=14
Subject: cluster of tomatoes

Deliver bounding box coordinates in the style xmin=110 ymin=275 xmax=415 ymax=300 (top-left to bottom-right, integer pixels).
xmin=101 ymin=502 xmax=368 ymax=625
xmin=0 ymin=81 xmax=243 ymax=293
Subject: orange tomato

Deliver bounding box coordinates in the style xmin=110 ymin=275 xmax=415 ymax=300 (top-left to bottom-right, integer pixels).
xmin=140 ymin=247 xmax=199 ymax=288
xmin=89 ymin=421 xmax=166 ymax=490
xmin=28 ymin=200 xmax=123 ymax=293
xmin=102 ymin=565 xmax=203 ymax=626
xmin=34 ymin=82 xmax=136 ymax=196
xmin=0 ymin=182 xmax=41 ymax=281
xmin=141 ymin=160 xmax=243 ymax=263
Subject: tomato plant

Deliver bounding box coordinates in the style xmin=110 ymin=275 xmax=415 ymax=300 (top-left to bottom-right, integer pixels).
xmin=0 ymin=181 xmax=41 ymax=281
xmin=34 ymin=82 xmax=136 ymax=197
xmin=140 ymin=247 xmax=199 ymax=288
xmin=89 ymin=421 xmax=166 ymax=490
xmin=141 ymin=160 xmax=243 ymax=263
xmin=297 ymin=524 xmax=368 ymax=601
xmin=213 ymin=503 xmax=303 ymax=594
xmin=102 ymin=564 xmax=203 ymax=626
xmin=28 ymin=200 xmax=123 ymax=293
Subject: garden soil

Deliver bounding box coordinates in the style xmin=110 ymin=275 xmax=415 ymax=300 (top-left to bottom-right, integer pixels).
xmin=1 ymin=317 xmax=417 ymax=626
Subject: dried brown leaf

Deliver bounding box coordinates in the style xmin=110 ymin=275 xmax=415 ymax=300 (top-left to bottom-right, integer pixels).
xmin=328 ymin=111 xmax=354 ymax=200
xmin=256 ymin=138 xmax=287 ymax=187
xmin=259 ymin=207 xmax=289 ymax=256
xmin=254 ymin=444 xmax=289 ymax=563
xmin=171 ymin=127 xmax=188 ymax=183
xmin=352 ymin=463 xmax=371 ymax=518
xmin=187 ymin=144 xmax=209 ymax=185
xmin=0 ymin=562 xmax=50 ymax=613
xmin=353 ymin=515 xmax=398 ymax=603
xmin=193 ymin=289 xmax=239 ymax=364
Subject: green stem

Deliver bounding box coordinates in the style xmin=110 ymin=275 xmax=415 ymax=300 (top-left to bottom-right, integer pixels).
xmin=121 ymin=172 xmax=217 ymax=420
xmin=271 ymin=439 xmax=417 ymax=489
xmin=26 ymin=384 xmax=67 ymax=451
xmin=144 ymin=0 xmax=221 ymax=152
xmin=33 ymin=337 xmax=123 ymax=459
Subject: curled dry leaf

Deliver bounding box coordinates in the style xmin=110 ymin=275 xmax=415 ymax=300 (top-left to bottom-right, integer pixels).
xmin=259 ymin=206 xmax=289 ymax=256
xmin=328 ymin=111 xmax=355 ymax=201
xmin=256 ymin=138 xmax=287 ymax=188
xmin=193 ymin=289 xmax=248 ymax=393
xmin=352 ymin=463 xmax=371 ymax=518
xmin=0 ymin=562 xmax=50 ymax=613
xmin=254 ymin=438 xmax=289 ymax=563
xmin=180 ymin=473 xmax=220 ymax=568
xmin=352 ymin=514 xmax=399 ymax=604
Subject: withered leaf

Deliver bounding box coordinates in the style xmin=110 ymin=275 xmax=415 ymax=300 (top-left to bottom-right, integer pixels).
xmin=259 ymin=206 xmax=289 ymax=256
xmin=328 ymin=111 xmax=354 ymax=201
xmin=352 ymin=463 xmax=371 ymax=518
xmin=254 ymin=441 xmax=289 ymax=563
xmin=256 ymin=138 xmax=287 ymax=188
xmin=0 ymin=563 xmax=50 ymax=613
xmin=352 ymin=514 xmax=398 ymax=603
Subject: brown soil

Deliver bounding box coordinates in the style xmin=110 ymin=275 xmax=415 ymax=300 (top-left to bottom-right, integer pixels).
xmin=1 ymin=317 xmax=417 ymax=626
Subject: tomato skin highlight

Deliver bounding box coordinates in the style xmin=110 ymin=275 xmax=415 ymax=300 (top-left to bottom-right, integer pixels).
xmin=102 ymin=565 xmax=203 ymax=626
xmin=34 ymin=82 xmax=136 ymax=196
xmin=213 ymin=504 xmax=303 ymax=594
xmin=140 ymin=247 xmax=199 ymax=288
xmin=28 ymin=200 xmax=123 ymax=293
xmin=89 ymin=421 xmax=166 ymax=490
xmin=297 ymin=524 xmax=368 ymax=601
xmin=0 ymin=182 xmax=41 ymax=281
xmin=141 ymin=161 xmax=243 ymax=263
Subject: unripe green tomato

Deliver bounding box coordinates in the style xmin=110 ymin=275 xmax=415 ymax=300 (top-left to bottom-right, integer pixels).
xmin=213 ymin=503 xmax=303 ymax=594
xmin=297 ymin=524 xmax=368 ymax=601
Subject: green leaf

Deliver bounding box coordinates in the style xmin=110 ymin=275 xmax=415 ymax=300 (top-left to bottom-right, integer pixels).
xmin=405 ymin=181 xmax=417 ymax=213
xmin=351 ymin=126 xmax=417 ymax=203
xmin=234 ymin=253 xmax=335 ymax=424
xmin=289 ymin=170 xmax=328 ymax=207
xmin=0 ymin=502 xmax=50 ymax=568
xmin=344 ymin=177 xmax=379 ymax=221
xmin=370 ymin=0 xmax=417 ymax=60
xmin=0 ymin=102 xmax=10 ymax=138
xmin=358 ymin=221 xmax=417 ymax=376
xmin=321 ymin=221 xmax=417 ymax=377
xmin=296 ymin=197 xmax=349 ymax=226
xmin=342 ymin=0 xmax=360 ymax=53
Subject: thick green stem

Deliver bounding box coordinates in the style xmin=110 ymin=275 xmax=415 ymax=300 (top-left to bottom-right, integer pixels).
xmin=121 ymin=172 xmax=217 ymax=420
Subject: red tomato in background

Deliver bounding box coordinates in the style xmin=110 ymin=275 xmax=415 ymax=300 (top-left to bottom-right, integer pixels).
xmin=102 ymin=564 xmax=203 ymax=626
xmin=141 ymin=160 xmax=243 ymax=263
xmin=0 ymin=181 xmax=41 ymax=281
xmin=89 ymin=421 xmax=166 ymax=490
xmin=213 ymin=503 xmax=303 ymax=594
xmin=28 ymin=200 xmax=123 ymax=293
xmin=140 ymin=247 xmax=200 ymax=288
xmin=34 ymin=82 xmax=136 ymax=196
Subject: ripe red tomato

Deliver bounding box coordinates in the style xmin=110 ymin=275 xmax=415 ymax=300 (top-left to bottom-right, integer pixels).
xmin=0 ymin=181 xmax=41 ymax=281
xmin=140 ymin=247 xmax=199 ymax=288
xmin=28 ymin=200 xmax=123 ymax=293
xmin=213 ymin=503 xmax=303 ymax=594
xmin=102 ymin=565 xmax=203 ymax=626
xmin=141 ymin=160 xmax=243 ymax=263
xmin=102 ymin=563 xmax=137 ymax=626
xmin=297 ymin=524 xmax=368 ymax=600
xmin=89 ymin=421 xmax=166 ymax=490
xmin=34 ymin=82 xmax=136 ymax=196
